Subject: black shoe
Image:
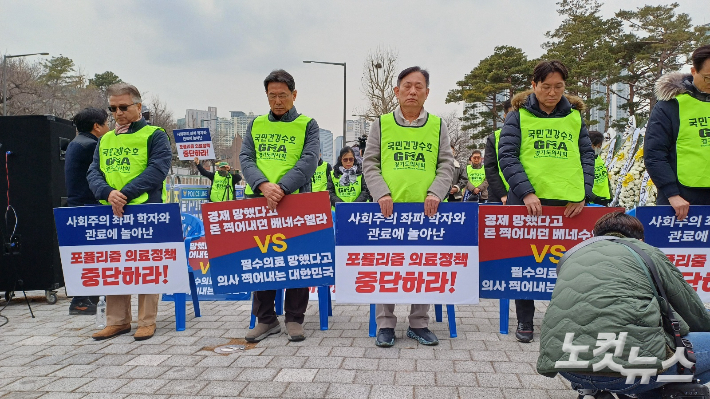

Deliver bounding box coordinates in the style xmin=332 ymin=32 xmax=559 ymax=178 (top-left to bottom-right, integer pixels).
xmin=69 ymin=300 xmax=97 ymax=315
xmin=406 ymin=327 xmax=439 ymax=346
xmin=376 ymin=328 xmax=395 ymax=347
xmin=515 ymin=321 xmax=534 ymax=343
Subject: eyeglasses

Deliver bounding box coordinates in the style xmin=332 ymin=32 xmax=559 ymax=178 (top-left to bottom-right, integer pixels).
xmin=108 ymin=103 xmax=137 ymax=113
xmin=700 ymin=73 xmax=710 ymax=84
xmin=341 ymin=157 xmax=355 ymax=162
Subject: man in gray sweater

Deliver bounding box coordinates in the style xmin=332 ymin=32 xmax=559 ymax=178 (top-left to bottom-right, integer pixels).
xmin=363 ymin=66 xmax=455 ymax=347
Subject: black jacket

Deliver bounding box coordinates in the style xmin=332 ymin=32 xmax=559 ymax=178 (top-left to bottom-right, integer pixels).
xmin=327 ymin=162 xmax=370 ymax=206
xmin=499 ymin=90 xmax=595 ymax=205
xmin=484 ymin=132 xmax=508 ymax=202
xmin=65 ymin=132 xmax=100 ymax=206
xmin=87 ymin=118 xmax=172 ymax=204
xmin=196 ymin=163 xmax=242 ymax=201
xmin=644 ymin=73 xmax=710 ymax=205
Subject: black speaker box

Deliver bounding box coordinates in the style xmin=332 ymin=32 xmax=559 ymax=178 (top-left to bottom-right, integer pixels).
xmin=0 ymin=115 xmax=76 ymax=293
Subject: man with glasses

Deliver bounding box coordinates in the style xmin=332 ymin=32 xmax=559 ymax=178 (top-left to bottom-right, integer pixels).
xmin=87 ymin=83 xmax=172 ymax=341
xmin=498 ymin=60 xmax=595 ymax=343
xmin=363 ymin=66 xmax=455 ymax=347
xmin=645 ymin=44 xmax=710 ymax=220
xmin=240 ymin=69 xmax=320 ymax=343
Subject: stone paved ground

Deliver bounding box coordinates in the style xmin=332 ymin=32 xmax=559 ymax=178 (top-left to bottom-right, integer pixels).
xmin=0 ymin=292 xmax=577 ymax=398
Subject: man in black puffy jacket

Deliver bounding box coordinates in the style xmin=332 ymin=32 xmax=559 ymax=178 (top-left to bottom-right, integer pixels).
xmin=499 ymin=60 xmax=595 ymax=343
xmin=644 ymin=45 xmax=710 ymax=221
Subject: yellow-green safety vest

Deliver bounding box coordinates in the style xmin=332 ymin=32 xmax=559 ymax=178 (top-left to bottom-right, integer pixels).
xmin=592 ymin=155 xmax=611 ymax=200
xmin=210 ymin=173 xmax=233 ymax=202
xmin=519 ymin=108 xmax=585 ymax=202
xmin=494 ymin=129 xmax=510 ymax=191
xmin=331 ymin=170 xmax=362 ymax=210
xmin=99 ymin=125 xmax=166 ymax=205
xmin=311 ymin=162 xmax=329 ymax=192
xmin=380 ymin=112 xmax=440 ymax=203
xmin=244 ymin=113 xmax=310 ymax=195
xmin=466 ymin=164 xmax=486 ymax=187
xmin=676 ymin=93 xmax=710 ymax=187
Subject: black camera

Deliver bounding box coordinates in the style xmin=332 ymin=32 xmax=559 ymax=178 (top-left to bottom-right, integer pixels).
xmin=661 ymin=381 xmax=710 ymax=398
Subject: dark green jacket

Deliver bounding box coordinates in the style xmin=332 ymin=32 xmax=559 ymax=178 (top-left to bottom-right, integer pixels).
xmin=537 ymin=238 xmax=710 ymax=377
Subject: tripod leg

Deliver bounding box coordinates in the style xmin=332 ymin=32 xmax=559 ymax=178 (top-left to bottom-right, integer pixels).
xmin=17 ymin=280 xmax=34 ymax=318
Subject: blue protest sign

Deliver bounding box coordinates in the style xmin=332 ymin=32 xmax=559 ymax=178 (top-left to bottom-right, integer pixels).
xmin=53 ymin=203 xmax=190 ymax=296
xmin=173 ymin=128 xmax=215 ymax=160
xmin=636 ymin=205 xmax=710 ymax=301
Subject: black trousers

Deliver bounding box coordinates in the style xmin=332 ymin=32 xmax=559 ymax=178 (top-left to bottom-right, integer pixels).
xmin=252 ymin=288 xmax=309 ymax=324
xmin=508 ymin=192 xmax=566 ymax=324
xmin=515 ymin=300 xmax=535 ymax=323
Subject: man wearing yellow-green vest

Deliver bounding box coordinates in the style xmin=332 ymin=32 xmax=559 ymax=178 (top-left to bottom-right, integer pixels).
xmin=484 ymin=99 xmax=513 ymax=204
xmin=587 ymin=130 xmax=612 ymax=205
xmin=645 ymin=45 xmax=710 ymax=221
xmin=87 ymin=83 xmax=172 ymax=341
xmin=194 ymin=157 xmax=242 ymax=202
xmin=311 ymin=152 xmax=332 ymax=193
xmin=364 ymin=66 xmax=455 ymax=348
xmin=499 ymin=60 xmax=595 ymax=344
xmin=240 ymin=69 xmax=320 ymax=343
xmin=464 ymin=149 xmax=488 ymax=202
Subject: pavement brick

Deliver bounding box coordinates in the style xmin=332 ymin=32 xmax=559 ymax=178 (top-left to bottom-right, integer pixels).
xmin=353 ymin=370 xmax=395 ymax=385
xmin=394 ymin=371 xmax=436 ymax=386
xmin=124 ymin=354 xmax=170 ymax=366
xmin=378 ymin=358 xmax=416 ymax=371
xmin=197 ymin=380 xmax=248 ymax=396
xmin=324 ymin=383 xmax=371 ymax=398
xmin=294 ymin=346 xmax=332 ymax=357
xmin=502 ymin=388 xmax=552 ymax=398
xmin=116 ymin=378 xmax=170 ymax=394
xmin=41 ymin=377 xmax=94 ymax=392
xmin=303 ymin=355 xmax=344 ymax=369
xmin=4 ymin=377 xmax=58 ymax=391
xmin=236 ymin=367 xmax=280 ymax=382
xmin=342 ymin=357 xmax=379 ymax=370
xmin=155 ymin=379 xmax=209 ymax=395
xmin=36 ymin=393 xmax=86 ymax=399
xmin=435 ymin=371 xmax=479 ymax=387
xmin=313 ymin=369 xmax=356 ymax=383
xmin=413 ymin=386 xmax=458 ymax=399
xmin=239 ymin=381 xmax=288 ymax=398
xmin=268 ymin=355 xmax=308 ymax=368
xmin=458 ymin=387 xmax=506 ymax=398
xmin=476 ymin=372 xmax=522 ymax=388
xmin=281 ymin=382 xmax=330 ymax=398
xmin=74 ymin=378 xmax=130 ymax=393
xmin=274 ymin=368 xmax=319 ymax=382
xmin=370 ymin=385 xmax=414 ymax=399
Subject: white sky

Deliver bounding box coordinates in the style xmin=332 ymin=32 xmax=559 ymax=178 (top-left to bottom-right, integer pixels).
xmin=1 ymin=0 xmax=707 ymax=137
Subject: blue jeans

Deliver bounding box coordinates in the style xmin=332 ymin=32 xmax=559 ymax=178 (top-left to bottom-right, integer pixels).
xmin=561 ymin=332 xmax=710 ymax=399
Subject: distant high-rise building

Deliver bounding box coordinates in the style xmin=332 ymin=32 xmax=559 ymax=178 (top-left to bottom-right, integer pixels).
xmin=588 ymin=81 xmax=630 ymax=132
xmin=185 ymin=107 xmax=217 ymax=132
xmin=230 ymin=111 xmax=258 ymax=140
xmin=176 ymin=118 xmax=186 ymax=130
xmin=334 ymin=136 xmax=343 ymax=154
xmin=215 ymin=117 xmax=235 ymax=160
xmin=346 ymin=117 xmax=371 ymax=145
xmin=319 ymin=129 xmax=334 ymax=165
